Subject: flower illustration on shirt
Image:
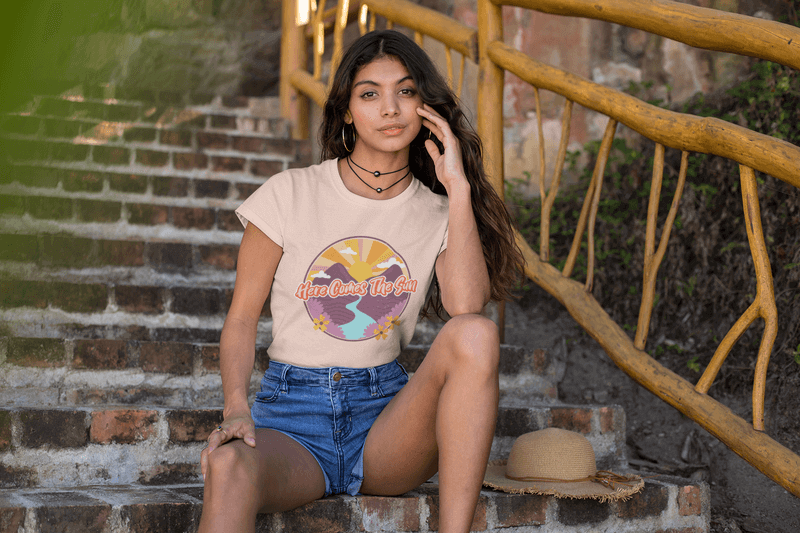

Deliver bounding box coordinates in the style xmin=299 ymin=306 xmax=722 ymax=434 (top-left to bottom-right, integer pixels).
xmin=373 ymin=324 xmax=388 ymax=340
xmin=385 ymin=316 xmax=401 ymax=330
xmin=313 ymin=315 xmax=330 ymax=332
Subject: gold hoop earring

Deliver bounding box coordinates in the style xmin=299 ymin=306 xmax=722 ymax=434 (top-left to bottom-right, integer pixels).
xmin=342 ymin=125 xmax=354 ymax=152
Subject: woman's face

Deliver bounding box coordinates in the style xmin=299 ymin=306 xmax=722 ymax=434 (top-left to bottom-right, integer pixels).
xmin=346 ymin=56 xmax=424 ymax=157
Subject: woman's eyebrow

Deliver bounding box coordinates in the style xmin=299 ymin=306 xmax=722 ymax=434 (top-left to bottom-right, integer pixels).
xmin=353 ymin=75 xmax=414 ymax=88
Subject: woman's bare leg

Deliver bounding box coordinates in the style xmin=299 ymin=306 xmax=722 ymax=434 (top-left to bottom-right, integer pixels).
xmin=360 ymin=314 xmax=500 ymax=533
xmin=198 ymin=429 xmax=326 ymax=533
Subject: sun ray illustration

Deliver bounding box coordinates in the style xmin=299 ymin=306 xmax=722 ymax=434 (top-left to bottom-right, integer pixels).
xmin=365 ymin=241 xmax=390 ymax=266
xmin=321 ymin=247 xmax=353 ymax=266
xmin=343 ymin=239 xmax=360 ymax=257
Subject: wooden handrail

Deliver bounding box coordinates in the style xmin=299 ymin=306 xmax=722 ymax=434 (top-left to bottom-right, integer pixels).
xmin=486 ymin=40 xmax=800 ymax=190
xmin=495 ymin=0 xmax=800 ymax=71
xmin=289 ymin=70 xmax=327 ymax=108
xmin=366 ymin=0 xmax=478 ymax=61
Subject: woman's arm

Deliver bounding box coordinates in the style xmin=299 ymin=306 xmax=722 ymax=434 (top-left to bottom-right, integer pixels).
xmin=201 ymin=223 xmax=282 ymax=476
xmin=418 ymin=105 xmax=491 ymax=315
xmin=435 ymin=184 xmax=490 ymax=316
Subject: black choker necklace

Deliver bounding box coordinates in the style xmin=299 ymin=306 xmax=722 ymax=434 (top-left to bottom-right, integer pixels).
xmin=347 ymin=156 xmax=410 ymax=194
xmin=348 ymin=157 xmax=409 ymax=178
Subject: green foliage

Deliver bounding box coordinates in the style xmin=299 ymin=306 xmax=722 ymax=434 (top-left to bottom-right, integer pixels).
xmin=679 ymin=276 xmax=696 ymax=297
xmin=720 ymin=242 xmax=746 ymax=254
xmin=687 ymin=356 xmax=701 ymax=373
xmin=726 ymin=61 xmax=800 ymax=141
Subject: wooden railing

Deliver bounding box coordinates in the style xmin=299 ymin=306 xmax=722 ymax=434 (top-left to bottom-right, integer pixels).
xmin=279 ymin=0 xmax=800 ymax=497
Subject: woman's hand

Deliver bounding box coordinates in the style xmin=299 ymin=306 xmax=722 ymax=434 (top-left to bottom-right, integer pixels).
xmin=200 ymin=412 xmax=257 ymax=480
xmin=417 ymin=104 xmax=468 ymax=193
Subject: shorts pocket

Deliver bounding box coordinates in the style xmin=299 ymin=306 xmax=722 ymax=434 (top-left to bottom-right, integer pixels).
xmin=377 ymin=365 xmax=408 ymax=398
xmin=254 ymin=377 xmax=282 ymax=403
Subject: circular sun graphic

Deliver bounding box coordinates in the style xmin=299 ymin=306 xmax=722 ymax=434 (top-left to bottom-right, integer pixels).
xmin=301 ymin=236 xmax=413 ymax=341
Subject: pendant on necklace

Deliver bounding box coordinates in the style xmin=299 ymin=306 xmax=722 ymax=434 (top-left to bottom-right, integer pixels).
xmin=376 ymin=188 xmax=383 ymax=193
xmin=373 ymin=171 xmax=380 ymax=177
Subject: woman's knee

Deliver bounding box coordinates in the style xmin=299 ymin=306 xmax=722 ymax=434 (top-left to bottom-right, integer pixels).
xmin=439 ymin=314 xmax=500 ymax=373
xmin=205 ymin=442 xmax=258 ymax=489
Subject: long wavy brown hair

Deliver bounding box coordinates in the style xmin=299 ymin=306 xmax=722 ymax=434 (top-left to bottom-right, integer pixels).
xmin=320 ymin=30 xmax=524 ymax=317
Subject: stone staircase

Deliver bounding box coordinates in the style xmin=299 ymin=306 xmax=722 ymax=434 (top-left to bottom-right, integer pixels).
xmin=0 ymin=87 xmax=709 ymax=532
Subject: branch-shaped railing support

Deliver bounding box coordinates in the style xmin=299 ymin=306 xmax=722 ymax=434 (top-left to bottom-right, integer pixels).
xmin=634 ymin=148 xmax=688 ymax=350
xmin=539 ymin=99 xmax=573 ymax=262
xmin=562 ymin=118 xmax=618 ymax=283
xmin=695 ymin=166 xmax=778 ymax=430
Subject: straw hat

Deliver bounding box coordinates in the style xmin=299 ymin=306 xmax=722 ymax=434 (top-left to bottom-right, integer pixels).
xmin=483 ymin=428 xmax=643 ymax=502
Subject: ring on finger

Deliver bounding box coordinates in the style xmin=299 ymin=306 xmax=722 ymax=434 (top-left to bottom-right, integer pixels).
xmin=214 ymin=425 xmax=228 ymax=439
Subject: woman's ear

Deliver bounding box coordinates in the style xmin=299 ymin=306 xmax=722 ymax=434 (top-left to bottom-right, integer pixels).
xmin=344 ymin=111 xmax=353 ymax=124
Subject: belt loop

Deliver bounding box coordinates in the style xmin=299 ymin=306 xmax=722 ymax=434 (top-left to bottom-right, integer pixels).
xmin=368 ymin=366 xmax=381 ymax=396
xmin=279 ymin=363 xmax=290 ymax=393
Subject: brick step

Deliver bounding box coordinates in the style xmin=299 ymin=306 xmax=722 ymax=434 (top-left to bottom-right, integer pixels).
xmin=0 ymin=279 xmax=257 ymax=344
xmin=0 ymin=477 xmax=709 ymax=533
xmin=1 ymin=232 xmax=240 ymax=274
xmin=0 ymin=276 xmax=242 ymax=316
xmin=0 ymin=252 xmax=249 ymax=337
xmin=0 ymin=404 xmax=618 ymax=489
xmin=1 ymin=338 xmax=560 ymax=408
xmin=0 ymin=201 xmax=245 ymax=240
xmin=1 ymin=161 xmax=279 ymax=201
xmin=1 ymin=163 xmax=264 ymax=206
xmin=8 ymin=93 xmax=289 ymax=135
xmin=0 ymin=132 xmax=310 ymax=177
xmin=0 ymin=107 xmax=289 ymax=141
xmin=21 ymin=83 xmax=266 ymax=110
xmin=18 ymin=82 xmax=218 ymax=107
xmin=0 ymin=109 xmax=292 ymax=144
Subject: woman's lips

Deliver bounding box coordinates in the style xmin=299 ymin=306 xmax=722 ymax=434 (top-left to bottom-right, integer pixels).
xmin=379 ymin=124 xmax=405 ymax=136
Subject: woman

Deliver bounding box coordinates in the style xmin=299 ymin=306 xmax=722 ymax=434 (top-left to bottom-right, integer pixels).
xmin=198 ymin=30 xmax=524 ymax=533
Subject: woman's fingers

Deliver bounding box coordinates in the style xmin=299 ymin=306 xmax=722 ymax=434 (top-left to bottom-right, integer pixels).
xmin=234 ymin=418 xmax=257 ymax=447
xmin=418 ymin=107 xmax=447 ymax=139
xmin=424 ymin=139 xmax=442 ymax=162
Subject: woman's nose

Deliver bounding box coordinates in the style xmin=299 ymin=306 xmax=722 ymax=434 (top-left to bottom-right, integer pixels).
xmin=381 ymin=95 xmax=399 ymax=116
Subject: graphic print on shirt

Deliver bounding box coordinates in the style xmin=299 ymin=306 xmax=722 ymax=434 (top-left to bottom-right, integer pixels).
xmin=295 ymin=236 xmax=418 ymax=341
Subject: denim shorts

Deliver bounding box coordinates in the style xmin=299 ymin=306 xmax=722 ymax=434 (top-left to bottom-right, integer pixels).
xmin=251 ymin=359 xmax=409 ymax=496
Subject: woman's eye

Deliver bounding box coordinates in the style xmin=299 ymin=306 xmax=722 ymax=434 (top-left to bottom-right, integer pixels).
xmin=399 ymin=88 xmax=416 ymax=96
xmin=360 ymin=91 xmax=376 ymax=99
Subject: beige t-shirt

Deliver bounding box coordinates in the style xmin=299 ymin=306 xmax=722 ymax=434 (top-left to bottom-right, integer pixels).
xmin=236 ymin=159 xmax=449 ymax=368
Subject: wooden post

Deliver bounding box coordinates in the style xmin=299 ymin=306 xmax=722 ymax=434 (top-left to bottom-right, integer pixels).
xmin=280 ymin=0 xmax=310 ymax=140
xmin=477 ymin=0 xmax=507 ymax=341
